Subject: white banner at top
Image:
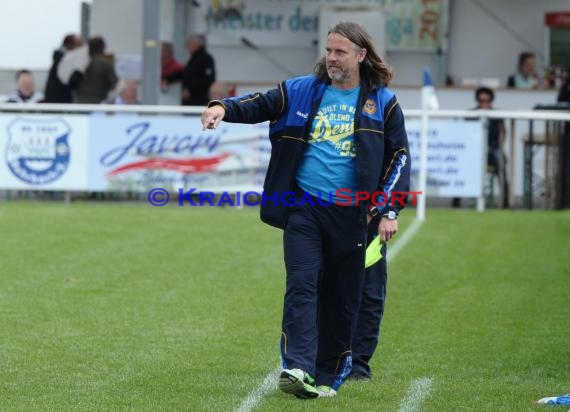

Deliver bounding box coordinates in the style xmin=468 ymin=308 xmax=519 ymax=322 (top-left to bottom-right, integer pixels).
xmin=200 ymin=0 xmax=448 ymax=51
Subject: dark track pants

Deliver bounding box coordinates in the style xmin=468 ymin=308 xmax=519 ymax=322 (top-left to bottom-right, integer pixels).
xmin=351 ymin=219 xmax=388 ymax=377
xmin=279 ymin=201 xmax=367 ymax=390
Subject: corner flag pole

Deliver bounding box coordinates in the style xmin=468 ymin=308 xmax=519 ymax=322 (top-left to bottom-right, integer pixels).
xmin=417 ymin=67 xmax=439 ymax=222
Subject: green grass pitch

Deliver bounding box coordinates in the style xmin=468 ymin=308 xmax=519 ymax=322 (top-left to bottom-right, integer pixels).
xmin=0 ymin=201 xmax=568 ymax=411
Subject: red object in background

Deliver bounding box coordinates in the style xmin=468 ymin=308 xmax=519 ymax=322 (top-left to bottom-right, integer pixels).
xmin=545 ymin=12 xmax=570 ymax=28
xmin=106 ymin=153 xmax=231 ymax=176
xmin=228 ymin=84 xmax=237 ymax=97
xmin=161 ymin=58 xmax=184 ymax=79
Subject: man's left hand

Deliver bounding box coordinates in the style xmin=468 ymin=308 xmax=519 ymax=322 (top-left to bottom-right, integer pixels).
xmin=379 ymin=217 xmax=398 ymax=243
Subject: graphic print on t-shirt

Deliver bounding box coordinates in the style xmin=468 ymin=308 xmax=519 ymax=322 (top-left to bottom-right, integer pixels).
xmin=296 ymin=86 xmax=360 ymax=202
xmin=310 ymin=101 xmax=357 ymax=157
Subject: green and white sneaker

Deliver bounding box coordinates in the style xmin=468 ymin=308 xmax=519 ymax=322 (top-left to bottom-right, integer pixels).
xmin=278 ymin=369 xmax=319 ymax=399
xmin=317 ymin=385 xmax=337 ymax=397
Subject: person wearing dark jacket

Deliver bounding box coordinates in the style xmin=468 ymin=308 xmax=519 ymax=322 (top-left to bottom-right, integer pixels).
xmin=44 ymin=34 xmax=82 ymax=103
xmin=74 ymin=36 xmax=118 ymax=104
xmin=558 ymin=75 xmax=570 ymax=103
xmin=180 ymin=35 xmax=215 ymax=106
xmin=202 ymin=22 xmax=410 ymax=399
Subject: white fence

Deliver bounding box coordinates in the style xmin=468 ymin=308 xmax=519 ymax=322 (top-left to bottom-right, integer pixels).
xmin=1 ymin=103 xmax=569 ymax=210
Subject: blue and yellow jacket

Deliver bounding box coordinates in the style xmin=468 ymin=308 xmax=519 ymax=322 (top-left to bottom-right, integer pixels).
xmin=213 ymin=74 xmax=410 ymax=229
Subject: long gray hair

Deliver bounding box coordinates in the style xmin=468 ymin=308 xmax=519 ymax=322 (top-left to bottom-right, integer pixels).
xmin=314 ymin=21 xmax=393 ymax=90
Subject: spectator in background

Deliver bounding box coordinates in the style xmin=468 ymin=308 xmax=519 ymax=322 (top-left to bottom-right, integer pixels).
xmin=453 ymin=87 xmax=508 ymax=208
xmin=74 ymin=36 xmax=118 ymax=103
xmin=208 ymin=81 xmax=232 ymax=101
xmin=181 ymin=34 xmax=216 ymax=106
xmin=44 ymin=33 xmax=82 ymax=103
xmin=160 ymin=42 xmax=184 ymax=88
xmin=476 ymin=87 xmax=508 ymax=206
xmin=507 ymin=52 xmax=539 ymax=89
xmin=6 ymin=70 xmax=44 ymax=103
xmin=111 ymin=80 xmax=139 ymax=105
xmin=557 ymin=75 xmax=570 ymax=103
xmin=542 ymin=67 xmax=558 ymax=89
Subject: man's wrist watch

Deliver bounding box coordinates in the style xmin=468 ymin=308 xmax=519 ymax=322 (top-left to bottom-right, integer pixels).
xmin=382 ymin=210 xmax=398 ymax=220
xmin=368 ymin=206 xmax=381 ymax=218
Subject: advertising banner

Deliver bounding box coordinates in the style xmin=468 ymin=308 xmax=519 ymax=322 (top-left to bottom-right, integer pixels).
xmin=1 ymin=113 xmax=483 ymax=199
xmin=0 ymin=114 xmax=89 ymax=190
xmin=200 ymin=0 xmax=448 ymax=51
xmin=88 ymin=114 xmax=269 ymax=192
xmin=406 ymin=119 xmax=484 ymax=197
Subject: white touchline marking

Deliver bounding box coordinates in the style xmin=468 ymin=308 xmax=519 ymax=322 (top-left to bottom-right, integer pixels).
xmin=398 ymin=377 xmax=433 ymax=412
xmin=388 ymin=218 xmax=423 ymax=261
xmin=234 ymin=366 xmax=280 ymax=412
xmin=235 ymin=220 xmax=424 ymax=412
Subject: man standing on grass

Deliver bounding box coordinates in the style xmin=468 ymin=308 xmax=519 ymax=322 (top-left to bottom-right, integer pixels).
xmin=201 ymin=21 xmax=410 ymax=399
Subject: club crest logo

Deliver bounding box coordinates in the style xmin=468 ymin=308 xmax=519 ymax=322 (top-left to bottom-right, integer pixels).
xmin=363 ymin=99 xmax=377 ymax=115
xmin=5 ymin=118 xmax=70 ymax=185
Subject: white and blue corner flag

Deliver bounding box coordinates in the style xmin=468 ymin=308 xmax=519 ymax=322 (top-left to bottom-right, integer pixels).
xmin=421 ymin=66 xmax=439 ymax=110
